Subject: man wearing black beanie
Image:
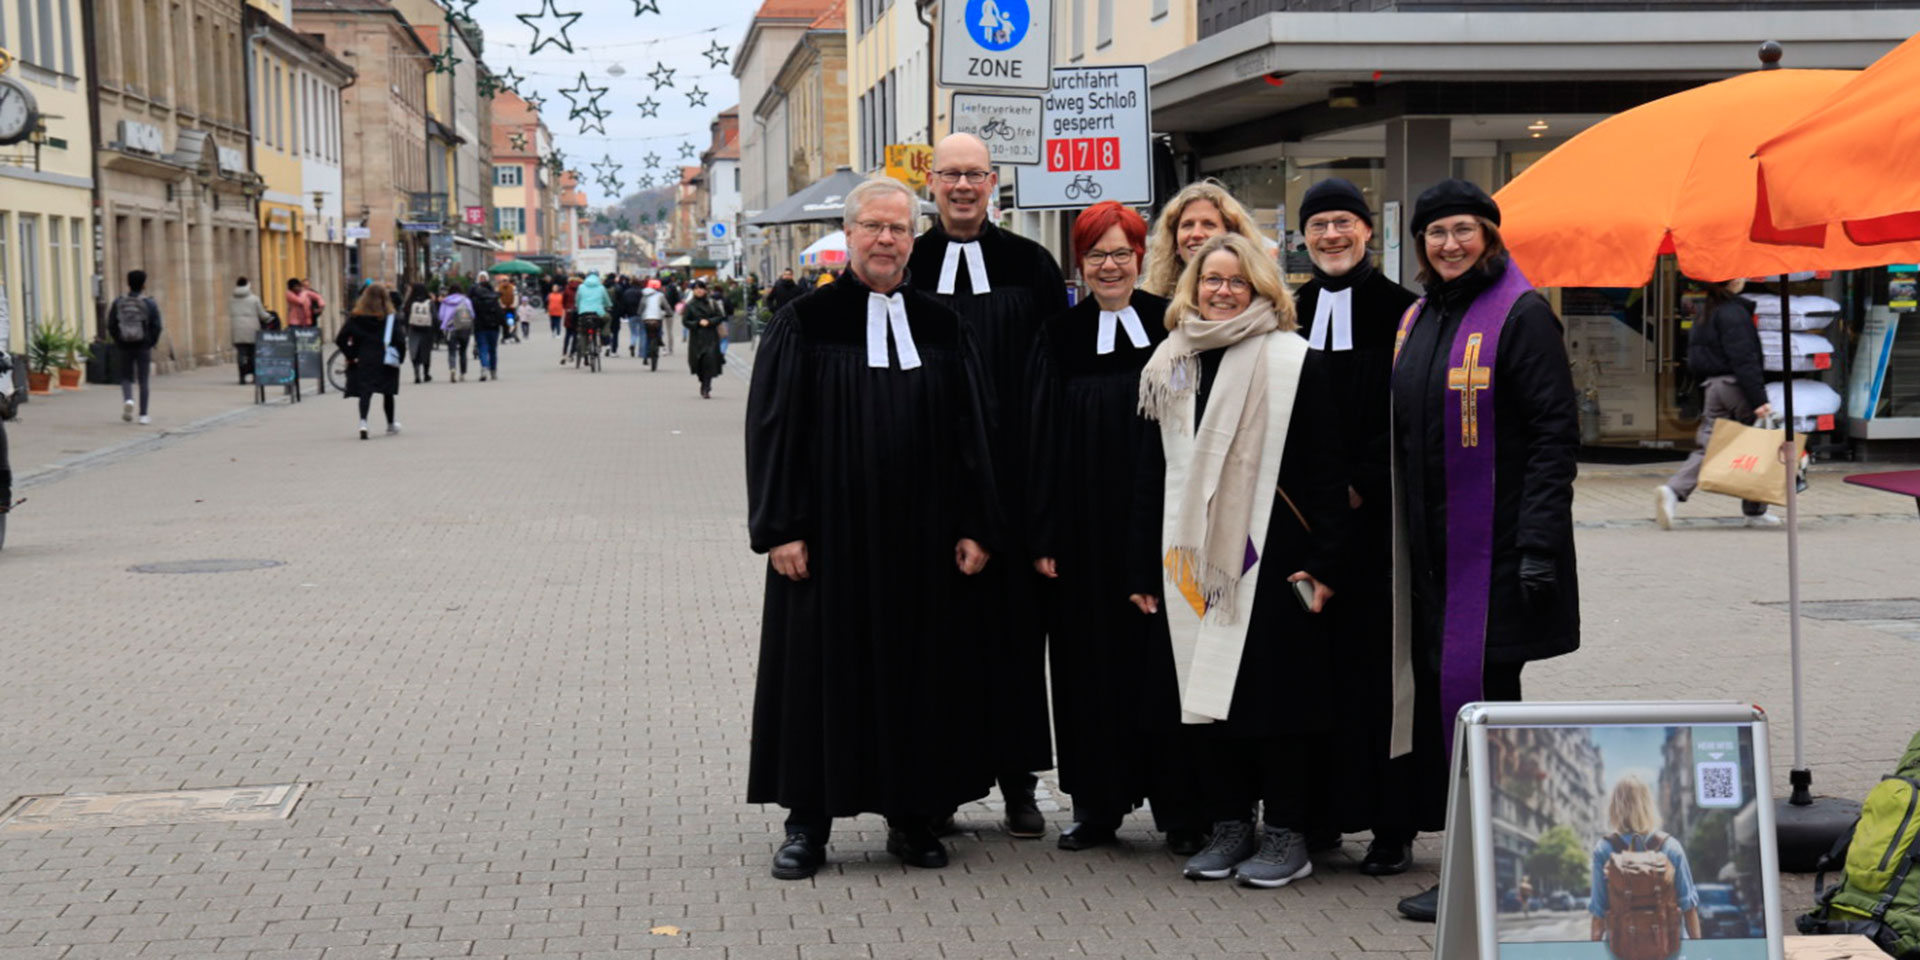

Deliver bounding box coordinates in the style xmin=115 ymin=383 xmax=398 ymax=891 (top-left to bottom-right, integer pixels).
xmin=1290 ymin=179 xmax=1423 ymax=877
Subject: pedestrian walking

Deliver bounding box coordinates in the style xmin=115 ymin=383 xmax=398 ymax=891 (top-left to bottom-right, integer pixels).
xmin=1131 ymin=232 xmax=1347 ymax=889
xmin=766 ymin=267 xmax=802 ymax=315
xmin=1287 ymin=179 xmax=1424 ymax=875
xmin=404 ymin=284 xmax=437 ymax=383
xmin=907 ymin=132 xmax=1067 ymax=838
xmin=439 ymin=286 xmax=475 ymax=382
xmin=108 ymin=269 xmax=163 ymax=425
xmin=745 ymin=176 xmax=998 ymax=881
xmin=1026 ymin=201 xmax=1204 ymax=855
xmin=229 ymin=276 xmax=272 ymax=385
xmin=639 ymin=278 xmax=666 ymax=371
xmin=1140 ymin=180 xmax=1263 ymax=297
xmin=498 ymin=276 xmax=522 ymax=343
xmin=469 ymin=272 xmax=505 ymax=381
xmin=1388 ymin=179 xmax=1581 ymax=922
xmin=547 ymin=283 xmax=565 ymax=338
xmin=285 ymin=278 xmax=326 ymax=328
xmin=335 ymin=283 xmax=405 ymax=440
xmin=1655 ymin=278 xmax=1779 ymax=528
xmin=684 ymin=279 xmax=725 ymax=398
xmin=619 ymin=275 xmax=646 ymax=357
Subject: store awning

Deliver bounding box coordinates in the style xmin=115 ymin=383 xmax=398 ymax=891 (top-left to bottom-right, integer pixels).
xmin=451 ymin=235 xmax=503 ymax=250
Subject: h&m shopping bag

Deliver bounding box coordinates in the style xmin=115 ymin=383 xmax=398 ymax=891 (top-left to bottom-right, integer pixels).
xmin=1698 ymin=419 xmax=1807 ymax=506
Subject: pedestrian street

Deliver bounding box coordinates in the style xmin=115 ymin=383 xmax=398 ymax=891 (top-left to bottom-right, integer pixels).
xmin=1 ymin=334 xmax=1917 ymax=960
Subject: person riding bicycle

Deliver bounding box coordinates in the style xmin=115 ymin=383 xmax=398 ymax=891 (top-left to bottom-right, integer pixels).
xmin=574 ymin=273 xmax=613 ymax=362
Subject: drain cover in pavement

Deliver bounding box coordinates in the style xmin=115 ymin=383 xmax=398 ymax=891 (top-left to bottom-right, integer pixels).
xmin=129 ymin=558 xmax=285 ymax=574
xmin=0 ymin=783 xmax=308 ymax=833
xmin=1756 ymin=598 xmax=1920 ymax=620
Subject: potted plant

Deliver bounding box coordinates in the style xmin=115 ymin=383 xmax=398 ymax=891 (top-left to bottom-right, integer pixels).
xmin=26 ymin=323 xmax=61 ymax=394
xmin=56 ymin=323 xmax=87 ymax=389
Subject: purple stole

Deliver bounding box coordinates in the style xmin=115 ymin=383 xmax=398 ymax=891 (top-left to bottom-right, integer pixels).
xmin=1392 ymin=263 xmax=1534 ymax=757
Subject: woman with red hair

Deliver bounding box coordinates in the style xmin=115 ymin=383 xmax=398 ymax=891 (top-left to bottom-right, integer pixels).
xmin=1027 ymin=201 xmax=1203 ymax=854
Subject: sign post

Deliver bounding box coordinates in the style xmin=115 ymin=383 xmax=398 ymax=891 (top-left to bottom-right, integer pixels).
xmin=951 ymin=93 xmax=1043 ymax=166
xmin=253 ymin=330 xmax=299 ymax=404
xmin=290 ymin=326 xmax=325 ymax=395
xmin=939 ymin=0 xmax=1051 ymax=92
xmin=1014 ymin=64 xmax=1152 ymax=210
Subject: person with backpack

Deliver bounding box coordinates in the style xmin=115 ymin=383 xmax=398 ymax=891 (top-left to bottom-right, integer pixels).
xmin=619 ymin=276 xmax=647 ymax=357
xmin=109 ymin=269 xmax=164 ymax=425
xmin=335 ymin=282 xmax=406 ymax=439
xmin=468 ymin=272 xmax=506 ymax=382
xmin=404 ymin=284 xmax=437 ymax=384
xmin=1589 ymin=775 xmax=1701 ymax=958
xmin=228 ymin=276 xmax=272 ymax=385
xmin=638 ymin=278 xmax=667 ymax=371
xmin=439 ymin=285 xmax=476 ymax=382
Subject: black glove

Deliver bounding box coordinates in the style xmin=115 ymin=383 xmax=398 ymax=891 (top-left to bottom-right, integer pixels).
xmin=1519 ymin=552 xmax=1557 ymax=604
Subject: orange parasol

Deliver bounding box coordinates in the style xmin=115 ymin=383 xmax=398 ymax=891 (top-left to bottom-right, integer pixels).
xmin=1754 ymin=31 xmax=1920 ymax=242
xmin=1495 ymin=69 xmax=1920 ymax=288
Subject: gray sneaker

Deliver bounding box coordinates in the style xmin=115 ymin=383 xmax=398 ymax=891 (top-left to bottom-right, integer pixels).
xmin=1233 ymin=826 xmax=1313 ymax=888
xmin=1182 ymin=820 xmax=1258 ymax=880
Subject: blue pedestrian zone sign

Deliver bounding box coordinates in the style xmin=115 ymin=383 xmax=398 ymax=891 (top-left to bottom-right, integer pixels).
xmin=709 ymin=223 xmax=728 ymax=240
xmin=967 ymin=0 xmax=1027 ymax=51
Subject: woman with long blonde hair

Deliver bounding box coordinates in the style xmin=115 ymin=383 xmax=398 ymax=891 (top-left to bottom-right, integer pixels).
xmin=1588 ymin=775 xmax=1702 ymax=942
xmin=1129 ymin=232 xmax=1347 ymax=889
xmin=1141 ymin=181 xmax=1264 ymax=295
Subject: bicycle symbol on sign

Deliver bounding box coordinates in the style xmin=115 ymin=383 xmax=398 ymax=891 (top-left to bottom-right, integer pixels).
xmin=1064 ymin=174 xmax=1103 ymax=201
xmin=978 ymin=117 xmax=1018 ymax=142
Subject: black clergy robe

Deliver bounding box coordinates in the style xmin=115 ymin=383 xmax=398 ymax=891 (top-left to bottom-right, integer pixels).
xmin=1292 ymin=262 xmax=1423 ymax=836
xmin=1027 ymin=291 xmax=1200 ymax=830
xmin=1389 ymin=257 xmax=1581 ymax=829
xmin=907 ymin=221 xmax=1069 ymax=778
xmin=744 ymin=274 xmax=999 ymax=818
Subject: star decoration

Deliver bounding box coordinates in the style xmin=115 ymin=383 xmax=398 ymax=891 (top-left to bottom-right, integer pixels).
xmin=509 ymin=132 xmax=529 ymax=151
xmin=631 ymin=0 xmax=661 ymax=13
xmin=592 ymin=154 xmax=624 ymax=181
xmin=516 ymin=0 xmax=583 ymax=55
xmin=685 ymin=85 xmax=708 ymax=108
xmin=598 ymin=174 xmax=624 ymax=195
xmin=545 ymin=149 xmax=568 ymax=175
xmin=577 ymin=110 xmax=607 ymax=136
xmin=439 ymin=0 xmax=481 ymax=20
xmin=702 ymin=40 xmax=730 ymax=68
xmin=496 ymin=67 xmax=525 ymax=94
xmin=557 ymin=71 xmax=610 ymax=120
xmin=678 ymin=142 xmax=696 ymax=160
xmin=647 ymin=62 xmax=676 ymax=89
xmin=429 ymin=48 xmax=463 ymax=74
xmin=644 ymin=152 xmax=662 ymax=169
xmin=635 ymin=97 xmax=660 ymax=118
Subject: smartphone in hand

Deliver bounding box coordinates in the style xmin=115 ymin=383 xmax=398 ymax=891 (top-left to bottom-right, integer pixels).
xmin=1292 ymin=577 xmax=1316 ymax=612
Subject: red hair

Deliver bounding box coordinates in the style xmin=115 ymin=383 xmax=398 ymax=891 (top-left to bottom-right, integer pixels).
xmin=1071 ymin=201 xmax=1147 ymax=265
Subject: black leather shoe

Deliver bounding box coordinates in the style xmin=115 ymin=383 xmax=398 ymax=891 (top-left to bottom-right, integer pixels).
xmin=885 ymin=826 xmax=949 ymax=868
xmin=1165 ymin=828 xmax=1209 ymax=856
xmin=771 ymin=833 xmax=825 ymax=880
xmin=929 ymin=812 xmax=958 ymax=837
xmin=1397 ymin=884 xmax=1439 ymax=922
xmin=1362 ymin=839 xmax=1413 ymax=876
xmin=1001 ymin=778 xmax=1045 ymax=839
xmin=1057 ymin=821 xmax=1120 ymax=851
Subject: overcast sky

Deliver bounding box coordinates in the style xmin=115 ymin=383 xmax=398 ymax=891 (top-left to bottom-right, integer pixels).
xmin=471 ymin=0 xmax=763 ymax=206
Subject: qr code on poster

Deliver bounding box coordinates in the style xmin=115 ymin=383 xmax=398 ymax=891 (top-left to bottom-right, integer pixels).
xmin=1696 ymin=762 xmax=1742 ymax=807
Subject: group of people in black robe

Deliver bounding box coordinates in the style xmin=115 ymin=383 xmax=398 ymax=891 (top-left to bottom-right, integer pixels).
xmin=743 ymin=133 xmax=1581 ymax=920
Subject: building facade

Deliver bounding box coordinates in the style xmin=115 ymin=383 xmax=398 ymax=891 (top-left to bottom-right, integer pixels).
xmin=245 ymin=0 xmax=353 ymax=332
xmin=91 ymin=0 xmax=262 ymax=371
xmin=748 ymin=0 xmax=849 ymax=273
xmin=848 ymin=0 xmax=929 ymax=173
xmin=294 ymin=0 xmax=431 ymax=289
xmin=488 ymin=90 xmax=553 ymax=262
xmin=698 ymin=107 xmax=742 ymax=276
xmin=1 ymin=0 xmax=96 ymax=364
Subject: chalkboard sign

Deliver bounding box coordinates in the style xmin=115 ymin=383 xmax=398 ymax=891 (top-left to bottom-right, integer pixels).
xmin=291 ymin=327 xmax=324 ymax=391
xmin=254 ymin=331 xmax=296 ymax=386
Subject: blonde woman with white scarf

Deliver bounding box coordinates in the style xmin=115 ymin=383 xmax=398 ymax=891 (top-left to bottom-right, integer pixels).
xmin=1129 ymin=232 xmax=1349 ymax=889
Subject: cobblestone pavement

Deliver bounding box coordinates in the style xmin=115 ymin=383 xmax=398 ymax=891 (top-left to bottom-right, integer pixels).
xmin=1 ymin=333 xmax=1915 ymax=960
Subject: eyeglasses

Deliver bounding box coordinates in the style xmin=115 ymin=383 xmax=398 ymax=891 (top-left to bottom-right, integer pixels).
xmin=1083 ymin=248 xmax=1135 ymax=266
xmin=1200 ymin=275 xmax=1251 ymax=294
xmin=1424 ymin=224 xmax=1482 ymax=245
xmin=852 ymin=220 xmax=912 ymax=239
xmin=1305 ymin=216 xmax=1364 ymax=237
xmin=932 ymin=169 xmax=992 ymax=185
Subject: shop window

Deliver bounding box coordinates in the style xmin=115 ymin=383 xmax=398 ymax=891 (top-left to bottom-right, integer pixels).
xmin=18 ymin=215 xmax=40 ymax=329
xmin=48 ymin=215 xmax=63 ymax=324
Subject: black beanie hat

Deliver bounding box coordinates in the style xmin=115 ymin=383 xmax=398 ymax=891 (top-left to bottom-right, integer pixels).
xmin=1298 ymin=178 xmax=1373 ymax=232
xmin=1411 ymin=178 xmax=1500 ymax=236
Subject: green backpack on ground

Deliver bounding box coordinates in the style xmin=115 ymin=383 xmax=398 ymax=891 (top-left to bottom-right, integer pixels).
xmin=1797 ymin=730 xmax=1920 ymax=958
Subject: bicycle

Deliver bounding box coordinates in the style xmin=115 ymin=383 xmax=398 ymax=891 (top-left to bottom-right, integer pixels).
xmin=326 ymin=348 xmax=348 ymax=393
xmin=978 ymin=117 xmax=1017 ymax=142
xmin=1064 ymin=174 xmax=1103 ymax=201
xmin=574 ymin=315 xmax=604 ymax=372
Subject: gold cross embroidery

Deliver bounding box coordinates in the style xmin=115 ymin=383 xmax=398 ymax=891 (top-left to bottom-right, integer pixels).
xmin=1447 ymin=333 xmax=1491 ymax=447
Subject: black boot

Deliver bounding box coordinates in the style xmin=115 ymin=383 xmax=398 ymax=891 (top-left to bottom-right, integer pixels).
xmin=771 ymin=832 xmax=825 ymax=880
xmin=1000 ymin=773 xmax=1045 ymax=839
xmin=1057 ymin=817 xmax=1120 ymax=851
xmin=1398 ymin=884 xmax=1439 ymax=922
xmin=1362 ymin=834 xmax=1414 ymax=876
xmin=884 ymin=820 xmax=948 ymax=868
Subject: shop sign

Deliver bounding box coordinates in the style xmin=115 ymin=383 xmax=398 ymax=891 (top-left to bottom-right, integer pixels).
xmin=464 ymin=206 xmax=485 ymax=226
xmin=118 ymin=120 xmax=166 ymax=155
xmin=883 ymin=144 xmax=934 ymax=189
xmin=939 ymin=0 xmax=1051 ymax=92
xmin=216 ymin=146 xmax=246 ymax=174
xmin=1014 ymin=65 xmax=1152 ymax=210
xmin=1890 ymin=264 xmax=1917 ymax=311
xmin=951 ymin=93 xmax=1042 ymax=166
xmin=399 ymin=222 xmax=441 ymax=233
xmin=265 ymin=208 xmax=293 ymax=232
xmin=345 ymin=225 xmax=372 ymax=240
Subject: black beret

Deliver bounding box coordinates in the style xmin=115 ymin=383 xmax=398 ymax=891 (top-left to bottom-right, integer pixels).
xmin=1298 ymin=178 xmax=1373 ymax=232
xmin=1411 ymin=178 xmax=1500 ymax=236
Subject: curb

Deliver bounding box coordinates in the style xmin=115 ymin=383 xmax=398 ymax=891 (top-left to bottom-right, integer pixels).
xmin=18 ymin=398 xmax=287 ymax=491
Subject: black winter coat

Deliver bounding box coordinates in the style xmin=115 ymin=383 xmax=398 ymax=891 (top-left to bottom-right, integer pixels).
xmin=1686 ymin=298 xmax=1767 ymax=409
xmin=335 ymin=313 xmax=404 ymax=399
xmin=468 ymin=284 xmax=506 ymax=330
